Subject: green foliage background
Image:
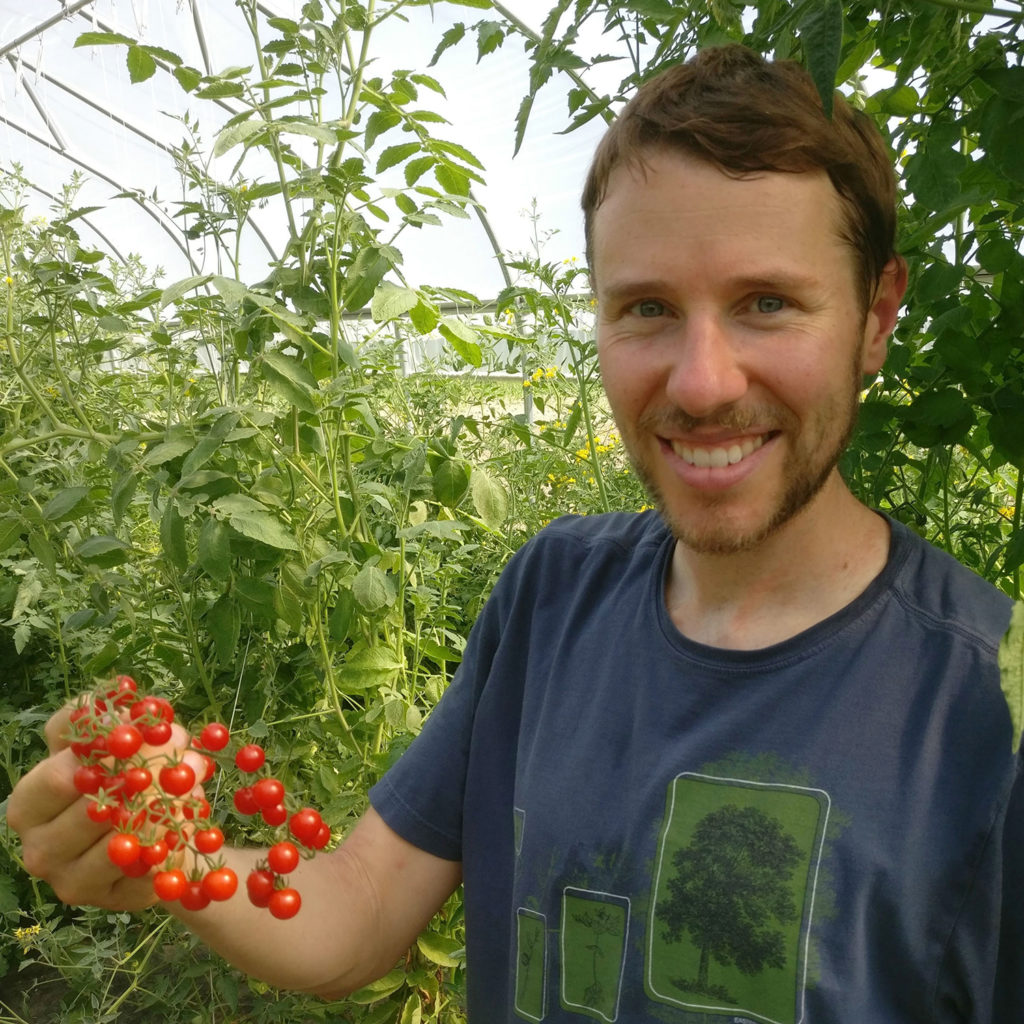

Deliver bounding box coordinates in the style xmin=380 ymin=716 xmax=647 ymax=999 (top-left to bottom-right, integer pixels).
xmin=0 ymin=1 xmax=1021 ymax=1021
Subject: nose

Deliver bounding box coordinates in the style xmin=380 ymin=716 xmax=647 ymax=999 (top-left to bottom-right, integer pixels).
xmin=663 ymin=313 xmax=748 ymax=418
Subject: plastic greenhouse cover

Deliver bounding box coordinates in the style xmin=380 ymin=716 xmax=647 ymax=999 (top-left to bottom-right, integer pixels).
xmin=0 ymin=0 xmax=609 ymax=299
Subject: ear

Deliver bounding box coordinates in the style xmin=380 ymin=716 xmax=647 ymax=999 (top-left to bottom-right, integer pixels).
xmin=860 ymin=256 xmax=907 ymax=375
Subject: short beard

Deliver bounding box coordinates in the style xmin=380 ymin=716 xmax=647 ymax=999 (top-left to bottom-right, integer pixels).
xmin=627 ymin=368 xmax=863 ymax=556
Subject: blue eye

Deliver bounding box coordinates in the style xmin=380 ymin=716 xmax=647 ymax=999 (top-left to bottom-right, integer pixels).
xmin=633 ymin=299 xmax=666 ymax=317
xmin=756 ymin=295 xmax=785 ymax=313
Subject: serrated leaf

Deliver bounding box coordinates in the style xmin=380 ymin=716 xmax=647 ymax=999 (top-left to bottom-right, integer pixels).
xmin=432 ymin=458 xmax=472 ymax=508
xmin=198 ymin=517 xmax=232 ymax=582
xmin=799 ymin=0 xmax=843 ymax=117
xmin=470 ymin=468 xmax=507 ymax=530
xmin=377 ymin=142 xmax=421 ymax=174
xmin=339 ymin=644 xmax=403 ymax=691
xmin=41 ymin=486 xmax=91 ymax=522
xmin=127 ymin=45 xmax=157 ymax=83
xmin=439 ymin=317 xmax=482 ymax=367
xmin=260 ymin=350 xmax=317 ymax=413
xmin=371 ymin=283 xmax=419 ymax=323
xmin=213 ymin=119 xmax=263 ymax=158
xmin=173 ymin=65 xmax=202 ymax=92
xmin=998 ymin=601 xmax=1024 ymax=753
xmin=142 ymin=437 xmax=193 ymax=467
xmin=352 ymin=564 xmax=397 ymax=612
xmin=160 ymin=501 xmax=189 ymax=571
xmin=160 ymin=273 xmax=213 ymax=308
xmin=207 ymin=594 xmax=241 ymax=664
xmin=416 ymin=930 xmax=464 ymax=967
xmin=75 ymin=534 xmax=132 ymax=568
xmin=0 ymin=516 xmax=24 ymax=554
xmin=75 ymin=31 xmax=135 ymax=47
xmin=214 ymin=496 xmax=299 ymax=551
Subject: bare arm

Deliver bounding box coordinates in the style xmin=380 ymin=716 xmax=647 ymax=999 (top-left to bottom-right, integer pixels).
xmin=7 ymin=708 xmax=462 ymax=998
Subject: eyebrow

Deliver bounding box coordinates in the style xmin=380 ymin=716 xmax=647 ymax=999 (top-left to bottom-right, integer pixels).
xmin=597 ymin=271 xmax=822 ymax=303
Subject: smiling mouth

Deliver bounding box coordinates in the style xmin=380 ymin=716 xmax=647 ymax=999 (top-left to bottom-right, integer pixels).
xmin=669 ymin=434 xmax=769 ymax=469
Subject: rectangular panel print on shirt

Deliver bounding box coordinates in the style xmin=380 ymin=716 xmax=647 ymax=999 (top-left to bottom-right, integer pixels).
xmin=646 ymin=773 xmax=830 ymax=1024
xmin=560 ymin=888 xmax=631 ymax=1022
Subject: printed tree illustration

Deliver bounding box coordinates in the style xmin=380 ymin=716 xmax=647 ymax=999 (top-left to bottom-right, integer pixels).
xmin=657 ymin=804 xmax=803 ymax=997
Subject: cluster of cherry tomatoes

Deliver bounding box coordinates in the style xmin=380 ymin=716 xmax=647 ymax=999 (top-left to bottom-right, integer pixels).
xmin=68 ymin=675 xmax=331 ymax=919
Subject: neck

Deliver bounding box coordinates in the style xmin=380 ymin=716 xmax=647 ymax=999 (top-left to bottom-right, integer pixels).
xmin=665 ymin=477 xmax=890 ymax=650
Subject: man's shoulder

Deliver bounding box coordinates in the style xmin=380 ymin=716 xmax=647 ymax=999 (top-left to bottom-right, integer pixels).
xmin=534 ymin=509 xmax=669 ymax=550
xmin=888 ymin=517 xmax=1013 ymax=651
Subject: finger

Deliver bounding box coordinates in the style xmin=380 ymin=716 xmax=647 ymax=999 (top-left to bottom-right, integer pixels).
xmin=8 ymin=747 xmax=88 ymax=833
xmin=44 ymin=705 xmax=77 ymax=756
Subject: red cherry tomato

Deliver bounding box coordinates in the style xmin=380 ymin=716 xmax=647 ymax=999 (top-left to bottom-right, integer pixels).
xmin=152 ymin=869 xmax=187 ymax=902
xmin=234 ymin=744 xmax=266 ymax=773
xmin=194 ymin=827 xmax=224 ymax=855
xmin=268 ymin=887 xmax=301 ymax=920
xmin=140 ymin=839 xmax=169 ymax=868
xmin=233 ymin=787 xmax=259 ymax=816
xmin=201 ymin=867 xmax=238 ymax=902
xmin=267 ymin=841 xmax=299 ymax=875
xmin=122 ymin=766 xmax=153 ymax=796
xmin=288 ymin=807 xmax=323 ymax=847
xmin=106 ymin=723 xmax=144 ymax=760
xmin=252 ymin=777 xmax=285 ymax=809
xmin=142 ymin=721 xmax=173 ymax=746
xmin=107 ymin=832 xmax=141 ymax=869
xmin=198 ymin=722 xmax=230 ymax=752
xmin=73 ymin=764 xmax=108 ymax=796
xmin=261 ymin=803 xmax=288 ymax=827
xmin=246 ymin=869 xmax=276 ymax=908
xmin=178 ymin=880 xmax=211 ymax=912
xmin=158 ymin=762 xmax=197 ymax=798
xmin=87 ymin=800 xmax=113 ymax=824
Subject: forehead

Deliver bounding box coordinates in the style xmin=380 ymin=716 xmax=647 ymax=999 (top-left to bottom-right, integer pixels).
xmin=590 ymin=150 xmax=853 ymax=288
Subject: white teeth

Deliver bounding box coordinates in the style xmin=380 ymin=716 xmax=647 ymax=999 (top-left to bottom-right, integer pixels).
xmin=672 ymin=435 xmax=766 ymax=468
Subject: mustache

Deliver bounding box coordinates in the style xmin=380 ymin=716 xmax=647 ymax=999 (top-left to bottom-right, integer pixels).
xmin=636 ymin=405 xmax=794 ymax=435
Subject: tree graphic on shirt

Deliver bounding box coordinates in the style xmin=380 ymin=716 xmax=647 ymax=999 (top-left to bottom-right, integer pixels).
xmin=657 ymin=804 xmax=803 ymax=998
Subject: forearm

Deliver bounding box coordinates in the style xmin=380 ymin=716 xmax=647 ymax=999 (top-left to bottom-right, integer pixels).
xmin=165 ymin=808 xmax=461 ymax=999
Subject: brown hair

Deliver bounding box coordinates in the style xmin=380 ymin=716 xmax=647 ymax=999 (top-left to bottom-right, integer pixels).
xmin=582 ymin=44 xmax=898 ymax=308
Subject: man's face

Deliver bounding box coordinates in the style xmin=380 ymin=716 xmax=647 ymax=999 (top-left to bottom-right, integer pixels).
xmin=592 ymin=150 xmax=899 ymax=555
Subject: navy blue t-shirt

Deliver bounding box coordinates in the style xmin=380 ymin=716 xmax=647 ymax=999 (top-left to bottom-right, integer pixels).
xmin=370 ymin=511 xmax=1022 ymax=1022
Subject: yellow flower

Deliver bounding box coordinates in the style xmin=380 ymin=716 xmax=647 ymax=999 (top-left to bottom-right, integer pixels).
xmin=14 ymin=924 xmax=42 ymax=954
xmin=3 ymin=275 xmax=13 ymax=286
xmin=522 ymin=379 xmax=532 ymax=388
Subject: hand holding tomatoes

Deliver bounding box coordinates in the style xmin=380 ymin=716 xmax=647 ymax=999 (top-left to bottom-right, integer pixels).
xmin=11 ymin=674 xmax=331 ymax=919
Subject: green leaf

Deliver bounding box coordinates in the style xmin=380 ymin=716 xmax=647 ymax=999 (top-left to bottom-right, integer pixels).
xmin=160 ymin=273 xmax=213 ymax=308
xmin=371 ymin=283 xmax=419 ymax=323
xmin=75 ymin=534 xmax=132 ymax=568
xmin=196 ymin=80 xmax=246 ymax=99
xmin=365 ymin=109 xmax=401 ymax=149
xmin=998 ymin=602 xmax=1024 ymax=753
xmin=343 ymin=246 xmax=392 ymax=312
xmin=376 ymin=142 xmax=421 ymax=174
xmin=42 ymin=486 xmax=91 ymax=522
xmin=798 ymin=0 xmax=843 ymax=117
xmin=160 ymin=501 xmax=189 ymax=571
xmin=207 ymin=594 xmax=241 ymax=665
xmin=432 ymin=458 xmax=472 ymax=509
xmin=127 ymin=44 xmax=158 ymax=83
xmin=213 ymin=119 xmax=263 ymax=158
xmin=0 ymin=516 xmax=24 ymax=554
xmin=470 ymin=467 xmax=507 ymax=530
xmin=214 ymin=495 xmax=299 ymax=551
xmin=142 ymin=438 xmax=193 ymax=468
xmin=328 ymin=590 xmax=356 ymax=643
xmin=438 ymin=316 xmax=482 ymax=366
xmin=173 ymin=65 xmax=202 ymax=92
xmin=338 ymin=644 xmax=403 ymax=691
xmin=352 ymin=564 xmax=397 ymax=612
xmin=198 ymin=517 xmax=232 ymax=583
xmin=180 ymin=411 xmax=241 ymax=477
xmin=260 ymin=351 xmax=317 ymax=413
xmin=416 ymin=930 xmax=464 ymax=968
xmin=75 ymin=31 xmax=135 ymax=48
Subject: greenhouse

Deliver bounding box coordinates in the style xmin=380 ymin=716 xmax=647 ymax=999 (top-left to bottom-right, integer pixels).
xmin=1 ymin=2 xmax=1023 ymax=1022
